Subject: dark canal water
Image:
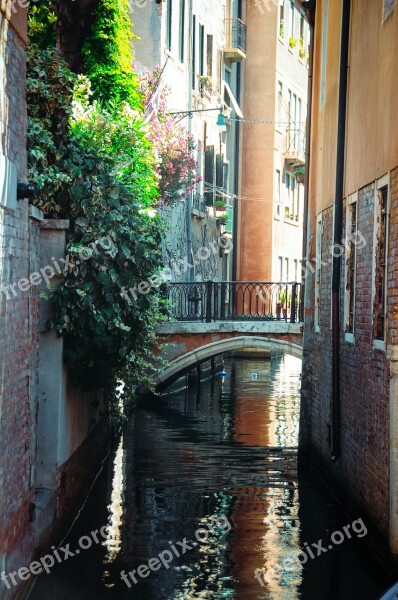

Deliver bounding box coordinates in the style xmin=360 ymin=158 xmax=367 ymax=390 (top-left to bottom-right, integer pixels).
xmin=26 ymin=355 xmax=392 ymax=600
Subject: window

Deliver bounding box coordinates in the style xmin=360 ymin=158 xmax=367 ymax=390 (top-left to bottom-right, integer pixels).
xmin=315 ymin=213 xmax=322 ymax=331
xmin=285 ymin=172 xmax=294 ymax=219
xmin=204 ymin=145 xmax=215 ymax=206
xmin=179 ymin=0 xmax=185 ymax=62
xmin=300 ymin=14 xmax=304 ymax=42
xmin=290 ymin=1 xmax=295 ymax=39
xmin=279 ymin=1 xmax=285 ymax=38
xmin=294 ymin=259 xmax=298 ymax=282
xmin=344 ymin=194 xmax=358 ymax=338
xmin=167 ymin=0 xmax=172 ymax=51
xmin=374 ymin=181 xmax=389 ymax=342
xmin=279 ymin=257 xmax=283 ymax=282
xmin=285 ymin=257 xmax=289 ymax=281
xmin=277 ymin=81 xmax=283 ymax=122
xmin=192 ymin=16 xmax=196 ymax=88
xmin=275 ymin=170 xmax=281 ymax=216
xmin=199 ymin=24 xmax=205 ymax=76
xmin=207 ymin=34 xmax=213 ymax=78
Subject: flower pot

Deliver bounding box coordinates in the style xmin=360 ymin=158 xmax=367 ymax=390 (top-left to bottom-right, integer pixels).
xmin=296 ymin=173 xmax=304 ymax=184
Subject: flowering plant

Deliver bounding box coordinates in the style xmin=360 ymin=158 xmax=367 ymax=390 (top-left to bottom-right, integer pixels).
xmin=139 ymin=67 xmax=202 ymax=205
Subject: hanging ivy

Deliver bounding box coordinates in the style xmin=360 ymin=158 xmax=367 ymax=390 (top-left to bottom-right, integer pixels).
xmin=81 ymin=0 xmax=142 ymax=108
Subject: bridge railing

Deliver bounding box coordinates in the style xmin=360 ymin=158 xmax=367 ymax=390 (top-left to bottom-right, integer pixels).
xmin=164 ymin=281 xmax=302 ymax=323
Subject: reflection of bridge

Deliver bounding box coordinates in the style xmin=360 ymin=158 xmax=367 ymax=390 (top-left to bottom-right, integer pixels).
xmin=154 ymin=282 xmax=303 ymax=388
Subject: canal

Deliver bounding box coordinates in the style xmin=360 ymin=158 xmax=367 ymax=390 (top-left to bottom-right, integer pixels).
xmin=26 ymin=355 xmax=391 ymax=599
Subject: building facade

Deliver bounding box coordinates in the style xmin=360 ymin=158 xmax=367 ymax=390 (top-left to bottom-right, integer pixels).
xmin=237 ymin=0 xmax=309 ymax=285
xmin=0 ymin=4 xmax=40 ymax=594
xmin=132 ymin=0 xmax=246 ymax=284
xmin=300 ymin=0 xmax=398 ymax=556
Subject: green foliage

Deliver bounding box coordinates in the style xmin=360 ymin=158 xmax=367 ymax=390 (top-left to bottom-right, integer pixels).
xmin=27 ymin=46 xmax=76 ymax=215
xmin=72 ymin=77 xmax=158 ymax=207
xmin=28 ymin=0 xmax=57 ymax=49
xmin=27 ymin=46 xmax=164 ymax=393
xmin=81 ymin=0 xmax=142 ymax=109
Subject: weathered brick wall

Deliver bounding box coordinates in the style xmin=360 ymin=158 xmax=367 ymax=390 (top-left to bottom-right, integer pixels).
xmin=301 ymin=177 xmax=393 ymax=545
xmin=0 ymin=13 xmax=40 ymax=598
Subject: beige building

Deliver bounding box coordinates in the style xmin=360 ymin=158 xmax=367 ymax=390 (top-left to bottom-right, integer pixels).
xmin=238 ymin=0 xmax=309 ymax=284
xmin=300 ymin=0 xmax=398 ymax=557
xmin=133 ymin=0 xmax=246 ymax=283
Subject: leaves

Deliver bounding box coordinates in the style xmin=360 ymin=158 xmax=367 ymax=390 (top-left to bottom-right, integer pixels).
xmin=27 ymin=46 xmax=165 ymax=394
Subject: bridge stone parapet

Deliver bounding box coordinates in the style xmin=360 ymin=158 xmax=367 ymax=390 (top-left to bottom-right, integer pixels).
xmin=154 ymin=321 xmax=302 ymax=388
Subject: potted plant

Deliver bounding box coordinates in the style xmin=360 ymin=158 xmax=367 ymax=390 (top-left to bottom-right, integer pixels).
xmin=214 ymin=200 xmax=227 ymax=212
xmin=299 ymin=37 xmax=305 ymax=59
xmin=278 ymin=291 xmax=291 ymax=319
xmin=279 ymin=20 xmax=285 ymax=38
xmin=216 ymin=213 xmax=228 ymax=227
xmin=293 ymin=166 xmax=305 ymax=184
xmin=289 ymin=37 xmax=297 ymax=49
xmin=284 ymin=206 xmax=291 ymax=219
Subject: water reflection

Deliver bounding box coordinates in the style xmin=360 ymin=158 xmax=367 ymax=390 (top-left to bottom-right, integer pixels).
xmin=26 ymin=355 xmax=390 ymax=600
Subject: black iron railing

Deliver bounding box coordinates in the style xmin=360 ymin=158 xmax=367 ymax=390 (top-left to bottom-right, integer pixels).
xmin=225 ymin=18 xmax=247 ymax=54
xmin=165 ymin=281 xmax=302 ymax=323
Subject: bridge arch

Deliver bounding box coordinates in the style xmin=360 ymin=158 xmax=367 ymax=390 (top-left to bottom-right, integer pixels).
xmin=155 ymin=335 xmax=302 ymax=388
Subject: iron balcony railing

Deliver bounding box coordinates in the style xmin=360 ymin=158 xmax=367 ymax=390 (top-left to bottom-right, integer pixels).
xmin=225 ymin=18 xmax=247 ymax=55
xmin=165 ymin=281 xmax=302 ymax=323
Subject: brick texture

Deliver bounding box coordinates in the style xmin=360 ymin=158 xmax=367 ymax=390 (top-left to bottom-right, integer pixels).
xmin=0 ymin=15 xmax=40 ymax=598
xmin=301 ymin=173 xmax=396 ymax=544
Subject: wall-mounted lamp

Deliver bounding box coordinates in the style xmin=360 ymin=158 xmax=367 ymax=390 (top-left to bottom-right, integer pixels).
xmin=17 ymin=183 xmax=38 ymax=201
xmin=216 ymin=110 xmax=227 ymax=132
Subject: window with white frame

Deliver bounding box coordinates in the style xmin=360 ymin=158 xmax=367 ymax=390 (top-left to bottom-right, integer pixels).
xmin=373 ymin=177 xmax=389 ymax=342
xmin=344 ymin=193 xmax=358 ymax=338
xmin=166 ymin=0 xmax=173 ymax=51
xmin=179 ymin=0 xmax=185 ymax=62
xmin=275 ymin=169 xmax=281 ymax=216
xmin=279 ymin=0 xmax=285 ymax=38
xmin=289 ymin=1 xmax=295 ymax=39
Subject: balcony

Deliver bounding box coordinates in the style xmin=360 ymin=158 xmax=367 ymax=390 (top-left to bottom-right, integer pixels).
xmin=284 ymin=126 xmax=306 ymax=166
xmin=224 ymin=18 xmax=247 ymax=62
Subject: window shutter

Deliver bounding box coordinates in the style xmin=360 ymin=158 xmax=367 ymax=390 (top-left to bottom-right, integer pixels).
xmin=204 ymin=146 xmax=215 ymax=206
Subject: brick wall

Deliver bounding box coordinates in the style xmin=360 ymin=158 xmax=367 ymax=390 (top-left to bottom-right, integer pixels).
xmin=301 ymin=175 xmax=395 ymax=546
xmin=0 ymin=12 xmax=41 ymax=598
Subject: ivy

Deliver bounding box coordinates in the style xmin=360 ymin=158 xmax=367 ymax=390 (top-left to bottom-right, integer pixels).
xmin=27 ymin=46 xmax=164 ymax=393
xmin=81 ymin=0 xmax=142 ymax=109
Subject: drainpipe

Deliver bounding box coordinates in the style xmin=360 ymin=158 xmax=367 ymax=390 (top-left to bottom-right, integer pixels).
xmin=301 ymin=0 xmax=316 ymax=321
xmin=186 ymin=0 xmax=193 ymax=282
xmin=232 ymin=62 xmax=241 ymax=281
xmin=330 ymin=0 xmax=351 ymax=461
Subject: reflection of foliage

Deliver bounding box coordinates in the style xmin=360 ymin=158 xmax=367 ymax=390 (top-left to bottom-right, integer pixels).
xmin=139 ymin=68 xmax=201 ymax=205
xmin=27 ymin=46 xmax=164 ymax=393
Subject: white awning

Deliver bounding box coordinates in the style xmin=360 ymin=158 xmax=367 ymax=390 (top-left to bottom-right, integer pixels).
xmin=222 ymin=81 xmax=244 ymax=119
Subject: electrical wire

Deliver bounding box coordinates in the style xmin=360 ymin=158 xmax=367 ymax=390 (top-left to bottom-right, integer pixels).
xmin=25 ymin=446 xmax=112 ymax=598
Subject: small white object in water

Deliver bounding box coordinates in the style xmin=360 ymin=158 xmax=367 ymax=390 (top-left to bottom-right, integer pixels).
xmin=251 ymin=373 xmax=258 ymax=380
xmin=216 ymin=370 xmax=227 ymax=377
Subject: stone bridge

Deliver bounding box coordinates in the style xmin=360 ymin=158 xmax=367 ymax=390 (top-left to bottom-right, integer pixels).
xmin=154 ymin=320 xmax=303 ymax=388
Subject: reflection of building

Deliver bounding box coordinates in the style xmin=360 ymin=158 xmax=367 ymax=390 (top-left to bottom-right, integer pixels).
xmin=237 ymin=1 xmax=309 ymax=283
xmin=300 ymin=0 xmax=398 ymax=557
xmin=133 ymin=0 xmax=245 ymax=282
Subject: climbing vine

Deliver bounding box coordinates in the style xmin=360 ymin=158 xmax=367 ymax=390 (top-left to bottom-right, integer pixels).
xmin=81 ymin=0 xmax=142 ymax=108
xmin=27 ymin=42 xmax=164 ymax=392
